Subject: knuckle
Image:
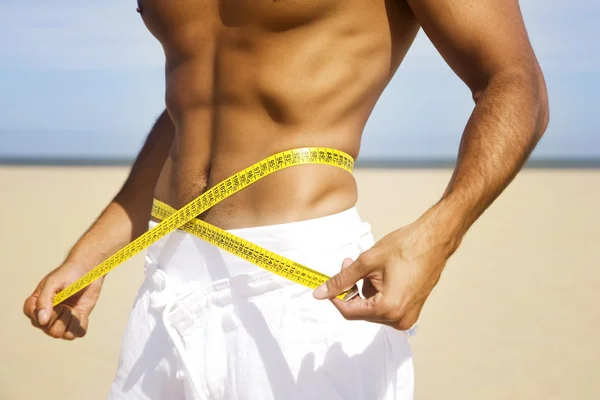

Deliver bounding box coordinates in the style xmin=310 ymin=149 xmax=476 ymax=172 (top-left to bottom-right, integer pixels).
xmin=36 ymin=295 xmax=49 ymax=308
xmin=328 ymin=273 xmax=346 ymax=290
xmin=381 ymin=304 xmax=404 ymax=322
xmin=48 ymin=330 xmax=63 ymax=339
xmin=42 ymin=276 xmax=62 ymax=292
xmin=357 ymin=252 xmax=376 ymax=268
xmin=358 ymin=248 xmax=384 ymax=270
xmin=22 ymin=299 xmax=32 ymax=316
xmin=43 ymin=276 xmax=57 ymax=288
xmin=396 ymin=319 xmax=415 ymax=331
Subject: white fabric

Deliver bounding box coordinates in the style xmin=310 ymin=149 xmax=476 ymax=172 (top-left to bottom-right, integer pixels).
xmin=108 ymin=207 xmax=414 ymax=400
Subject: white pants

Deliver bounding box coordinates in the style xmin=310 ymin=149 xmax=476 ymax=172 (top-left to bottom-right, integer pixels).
xmin=108 ymin=207 xmax=414 ymax=399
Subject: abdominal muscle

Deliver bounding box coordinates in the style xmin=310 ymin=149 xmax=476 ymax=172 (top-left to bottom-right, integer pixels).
xmin=154 ymin=115 xmax=362 ymax=230
xmin=147 ymin=0 xmax=419 ymax=229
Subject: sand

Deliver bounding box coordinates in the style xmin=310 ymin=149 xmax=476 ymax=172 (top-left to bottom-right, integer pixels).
xmin=0 ymin=166 xmax=598 ymax=400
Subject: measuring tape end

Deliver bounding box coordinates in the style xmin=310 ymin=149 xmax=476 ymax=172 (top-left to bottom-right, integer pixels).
xmin=338 ymin=285 xmax=360 ymax=302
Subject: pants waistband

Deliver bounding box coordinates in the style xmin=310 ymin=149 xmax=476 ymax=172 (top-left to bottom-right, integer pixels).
xmin=146 ymin=206 xmax=373 ymax=288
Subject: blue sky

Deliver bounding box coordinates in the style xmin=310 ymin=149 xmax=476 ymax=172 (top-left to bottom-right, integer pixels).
xmin=0 ymin=0 xmax=598 ymax=160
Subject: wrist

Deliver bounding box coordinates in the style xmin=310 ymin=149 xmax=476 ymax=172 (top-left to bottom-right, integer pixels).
xmin=64 ymin=247 xmax=105 ymax=273
xmin=417 ymin=194 xmax=476 ymax=255
xmin=63 ymin=256 xmax=95 ymax=273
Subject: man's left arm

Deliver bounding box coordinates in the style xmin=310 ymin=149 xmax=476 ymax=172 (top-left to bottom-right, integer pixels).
xmin=407 ymin=0 xmax=550 ymax=236
xmin=313 ymin=0 xmax=549 ymax=330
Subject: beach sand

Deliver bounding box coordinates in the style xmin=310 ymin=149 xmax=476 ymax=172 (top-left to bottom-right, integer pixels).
xmin=1 ymin=166 xmax=598 ymax=400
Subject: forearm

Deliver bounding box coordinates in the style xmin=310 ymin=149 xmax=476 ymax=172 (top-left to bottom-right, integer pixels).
xmin=422 ymin=68 xmax=549 ymax=248
xmin=65 ymin=110 xmax=175 ymax=269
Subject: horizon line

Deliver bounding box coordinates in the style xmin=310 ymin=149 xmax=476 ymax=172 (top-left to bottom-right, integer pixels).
xmin=1 ymin=157 xmax=600 ymax=169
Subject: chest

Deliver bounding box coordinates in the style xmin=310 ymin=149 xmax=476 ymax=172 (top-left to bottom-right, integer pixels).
xmin=138 ymin=0 xmax=347 ymax=35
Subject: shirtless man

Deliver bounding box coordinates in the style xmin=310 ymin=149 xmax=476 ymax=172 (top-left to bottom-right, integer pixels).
xmin=23 ymin=0 xmax=549 ymax=399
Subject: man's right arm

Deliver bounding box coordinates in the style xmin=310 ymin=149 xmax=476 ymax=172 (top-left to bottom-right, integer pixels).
xmin=24 ymin=110 xmax=175 ymax=338
xmin=64 ymin=110 xmax=175 ymax=270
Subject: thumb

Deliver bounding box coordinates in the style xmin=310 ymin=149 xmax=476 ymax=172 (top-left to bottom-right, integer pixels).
xmin=313 ymin=257 xmax=364 ymax=300
xmin=35 ymin=276 xmax=64 ymax=326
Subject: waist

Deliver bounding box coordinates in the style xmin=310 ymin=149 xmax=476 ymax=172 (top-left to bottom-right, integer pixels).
xmin=156 ymin=148 xmax=359 ymax=229
xmin=146 ymin=206 xmax=374 ymax=288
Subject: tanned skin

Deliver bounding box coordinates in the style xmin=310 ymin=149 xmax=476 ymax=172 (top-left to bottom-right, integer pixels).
xmin=24 ymin=0 xmax=548 ymax=339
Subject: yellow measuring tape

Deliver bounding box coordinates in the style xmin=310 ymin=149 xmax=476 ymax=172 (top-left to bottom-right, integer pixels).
xmin=52 ymin=147 xmax=358 ymax=306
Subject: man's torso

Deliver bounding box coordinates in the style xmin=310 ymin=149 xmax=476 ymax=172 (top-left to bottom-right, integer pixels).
xmin=140 ymin=0 xmax=419 ymax=228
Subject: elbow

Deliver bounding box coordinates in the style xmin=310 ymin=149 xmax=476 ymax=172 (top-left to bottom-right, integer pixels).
xmin=474 ymin=65 xmax=550 ymax=140
xmin=523 ymin=64 xmax=549 ymax=143
xmin=517 ymin=66 xmax=550 ymax=144
xmin=535 ymin=74 xmax=550 ymax=140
